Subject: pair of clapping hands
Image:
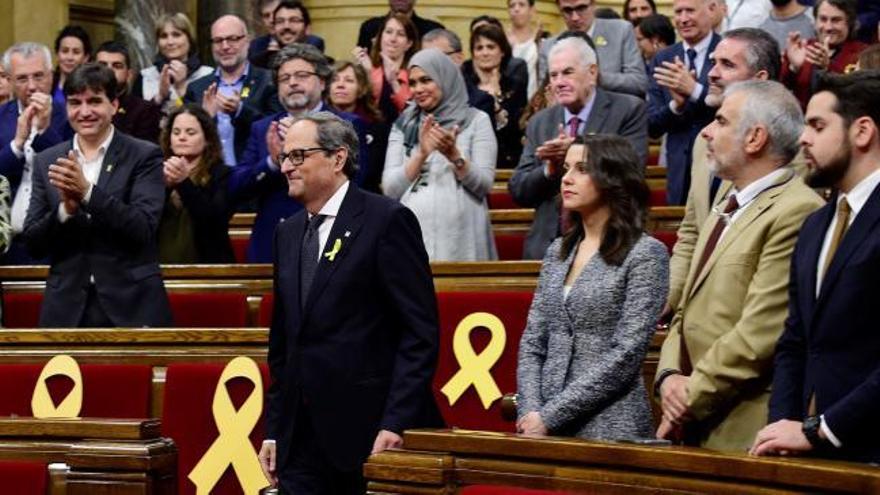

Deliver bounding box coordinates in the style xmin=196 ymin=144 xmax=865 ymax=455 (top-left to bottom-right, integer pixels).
xmin=201 ymin=82 xmax=243 ymax=118
xmin=786 ymin=33 xmax=834 ymax=72
xmin=156 ymin=60 xmax=190 ymax=103
xmin=14 ymin=92 xmax=53 ymax=149
xmin=417 ymin=114 xmax=461 ymax=164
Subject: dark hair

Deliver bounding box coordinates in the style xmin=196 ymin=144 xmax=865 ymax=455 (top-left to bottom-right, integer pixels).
xmin=54 ymin=25 xmax=92 ymax=58
xmin=95 ymin=40 xmax=131 ymax=68
xmin=520 ymin=75 xmax=552 ymax=130
xmin=560 ymin=134 xmax=649 ymax=266
xmin=814 ymin=0 xmax=857 ymax=40
xmin=63 ymin=62 xmax=117 ymax=101
xmin=275 ymin=0 xmax=311 ymax=26
xmin=470 ymin=24 xmax=513 ymax=67
xmin=370 ymin=13 xmax=420 ymax=67
xmin=858 ymin=44 xmax=880 ymax=70
xmin=161 ymin=104 xmax=224 ymax=187
xmin=634 ymin=14 xmax=676 ymax=47
xmin=816 ymin=70 xmax=880 ymax=129
xmin=273 ymin=43 xmax=332 ymax=82
xmin=622 ymin=0 xmax=657 ymax=21
xmin=508 ymin=0 xmax=536 ymax=6
xmin=470 ymin=15 xmax=503 ymax=32
xmin=330 ymin=60 xmax=383 ymax=122
xmin=723 ymin=28 xmax=782 ymax=80
xmin=595 ymin=7 xmax=621 ymax=19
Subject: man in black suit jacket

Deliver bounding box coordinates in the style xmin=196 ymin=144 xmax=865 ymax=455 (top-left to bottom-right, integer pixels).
xmin=751 ymin=72 xmax=880 ymax=463
xmin=185 ymin=15 xmax=280 ymax=166
xmin=509 ymin=36 xmax=647 ymax=259
xmin=258 ymin=112 xmax=440 ymax=493
xmin=94 ymin=41 xmax=161 ymax=143
xmin=21 ymin=63 xmax=171 ymax=328
xmin=357 ymin=0 xmax=444 ymax=49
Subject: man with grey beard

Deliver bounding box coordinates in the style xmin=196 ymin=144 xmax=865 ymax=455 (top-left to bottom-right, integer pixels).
xmin=228 ymin=44 xmax=368 ymax=263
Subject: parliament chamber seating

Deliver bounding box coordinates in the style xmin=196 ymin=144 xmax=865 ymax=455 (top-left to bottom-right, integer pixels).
xmin=0 ymin=460 xmax=47 ymax=495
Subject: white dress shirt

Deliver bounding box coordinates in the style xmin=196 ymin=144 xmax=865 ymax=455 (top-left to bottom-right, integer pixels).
xmin=716 ymin=167 xmax=789 ymax=243
xmin=58 ymin=127 xmax=116 ymax=222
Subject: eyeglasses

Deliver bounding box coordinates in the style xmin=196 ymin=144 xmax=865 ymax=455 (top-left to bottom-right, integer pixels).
xmin=210 ymin=34 xmax=247 ymax=45
xmin=277 ymin=71 xmax=318 ymax=84
xmin=277 ymin=147 xmax=331 ymax=166
xmin=560 ymin=2 xmax=593 ymax=17
xmin=13 ymin=72 xmax=48 ymax=86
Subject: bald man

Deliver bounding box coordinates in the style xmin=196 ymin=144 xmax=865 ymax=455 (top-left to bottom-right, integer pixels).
xmin=185 ymin=15 xmax=280 ymax=166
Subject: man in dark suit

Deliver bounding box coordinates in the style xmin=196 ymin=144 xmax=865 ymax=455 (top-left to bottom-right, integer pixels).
xmin=229 ymin=44 xmax=369 ymax=263
xmin=20 ymin=63 xmax=171 ymax=328
xmin=258 ymin=112 xmax=440 ymax=493
xmin=250 ymin=1 xmax=326 ymax=69
xmin=0 ymin=42 xmax=73 ymax=264
xmin=509 ymin=36 xmax=647 ymax=259
xmin=357 ymin=0 xmax=444 ymax=49
xmin=94 ymin=41 xmax=161 ymax=143
xmin=648 ymin=0 xmax=722 ymax=205
xmin=752 ymin=71 xmax=880 ymax=463
xmin=185 ymin=15 xmax=280 ymax=166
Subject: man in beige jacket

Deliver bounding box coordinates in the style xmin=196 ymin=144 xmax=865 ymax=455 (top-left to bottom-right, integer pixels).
xmin=655 ymin=80 xmax=823 ymax=451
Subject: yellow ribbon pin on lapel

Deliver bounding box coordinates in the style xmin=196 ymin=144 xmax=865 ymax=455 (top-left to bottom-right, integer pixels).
xmin=441 ymin=312 xmax=506 ymax=409
xmin=324 ymin=238 xmax=342 ymax=261
xmin=188 ymin=357 xmax=270 ymax=495
xmin=31 ymin=355 xmax=83 ymax=418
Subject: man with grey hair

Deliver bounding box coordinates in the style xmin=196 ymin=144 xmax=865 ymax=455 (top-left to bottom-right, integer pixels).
xmin=229 ymin=44 xmax=368 ymax=262
xmin=258 ymin=111 xmax=440 ymax=493
xmin=185 ymin=14 xmax=280 ymax=166
xmin=510 ymin=35 xmax=647 ymax=259
xmin=655 ymin=80 xmax=823 ymax=452
xmin=0 ymin=41 xmax=72 ymax=264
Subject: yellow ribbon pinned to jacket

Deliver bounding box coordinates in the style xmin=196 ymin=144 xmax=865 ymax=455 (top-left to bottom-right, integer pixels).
xmin=441 ymin=312 xmax=506 ymax=409
xmin=188 ymin=357 xmax=270 ymax=495
xmin=31 ymin=355 xmax=82 ymax=418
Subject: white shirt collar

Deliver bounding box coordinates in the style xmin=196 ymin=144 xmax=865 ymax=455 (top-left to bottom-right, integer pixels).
xmin=312 ymin=179 xmax=350 ymax=219
xmin=840 ymin=168 xmax=880 ymax=220
xmin=73 ymin=126 xmax=115 ymax=159
xmin=729 ymin=167 xmax=789 ymax=210
xmin=684 ymin=32 xmax=713 ymax=61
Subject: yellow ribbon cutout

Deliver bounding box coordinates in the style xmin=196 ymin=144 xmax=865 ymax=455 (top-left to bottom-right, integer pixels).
xmin=31 ymin=355 xmax=83 ymax=419
xmin=324 ymin=238 xmax=342 ymax=261
xmin=188 ymin=357 xmax=270 ymax=495
xmin=440 ymin=312 xmax=506 ymax=410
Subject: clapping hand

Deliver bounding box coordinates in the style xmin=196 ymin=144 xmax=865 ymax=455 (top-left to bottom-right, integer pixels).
xmin=216 ymin=89 xmax=241 ymax=115
xmin=653 ymin=56 xmax=696 ymax=109
xmin=417 ymin=114 xmax=442 ymax=158
xmin=48 ymin=150 xmax=90 ymax=215
xmin=805 ymin=36 xmax=832 ymax=70
xmin=535 ymin=124 xmax=573 ymax=175
xmin=163 ymin=155 xmax=193 ymax=187
xmin=352 ymin=46 xmax=373 ymax=71
xmin=13 ymin=103 xmax=38 ymax=149
xmin=202 ymin=82 xmax=220 ymax=118
xmin=29 ymin=92 xmax=53 ymax=133
xmin=785 ymin=32 xmax=808 ymax=72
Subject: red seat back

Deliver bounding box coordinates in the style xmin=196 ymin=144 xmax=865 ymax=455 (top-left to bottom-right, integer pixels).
xmin=231 ymin=237 xmax=248 ymax=264
xmin=488 ymin=191 xmax=518 ymax=209
xmin=258 ymin=293 xmax=274 ymax=327
xmin=0 ymin=461 xmax=47 ymax=495
xmin=2 ymin=292 xmax=42 ymax=328
xmin=649 ymin=188 xmax=667 ymax=206
xmin=433 ymin=291 xmax=533 ymax=432
xmin=0 ymin=363 xmax=152 ymax=418
xmin=169 ymin=293 xmax=249 ymax=327
xmin=162 ymin=362 xmax=271 ymax=495
xmin=652 ymin=230 xmax=678 ymax=255
xmin=495 ymin=233 xmax=526 ymax=260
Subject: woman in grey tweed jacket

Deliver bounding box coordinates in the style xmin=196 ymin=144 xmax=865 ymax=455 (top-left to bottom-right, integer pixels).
xmin=517 ymin=135 xmax=669 ymax=441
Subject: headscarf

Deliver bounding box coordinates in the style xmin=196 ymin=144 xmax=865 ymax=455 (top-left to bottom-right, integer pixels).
xmin=394 ymin=48 xmax=474 ymax=152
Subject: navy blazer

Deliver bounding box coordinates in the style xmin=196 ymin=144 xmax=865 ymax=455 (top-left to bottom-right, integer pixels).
xmin=266 ymin=184 xmax=442 ymax=471
xmin=0 ymin=99 xmax=73 ymax=194
xmin=228 ymin=104 xmax=370 ymax=263
xmin=21 ymin=131 xmax=172 ymax=327
xmin=647 ymin=33 xmax=720 ymax=206
xmin=184 ymin=65 xmax=281 ymax=164
xmin=770 ymin=188 xmax=880 ymax=463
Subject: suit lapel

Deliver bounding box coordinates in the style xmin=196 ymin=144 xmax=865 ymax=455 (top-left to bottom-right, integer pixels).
xmin=303 ymin=185 xmax=365 ymax=314
xmin=698 ymin=34 xmax=721 ymax=83
xmin=584 ymin=90 xmax=610 ymax=135
xmin=96 ymin=132 xmax=123 ymax=190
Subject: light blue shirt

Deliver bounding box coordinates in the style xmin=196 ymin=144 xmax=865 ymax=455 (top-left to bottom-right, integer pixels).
xmin=215 ymin=63 xmax=250 ymax=167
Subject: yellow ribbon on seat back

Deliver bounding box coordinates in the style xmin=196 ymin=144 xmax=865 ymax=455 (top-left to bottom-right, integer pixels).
xmin=441 ymin=312 xmax=507 ymax=410
xmin=188 ymin=356 xmax=270 ymax=495
xmin=31 ymin=355 xmax=82 ymax=419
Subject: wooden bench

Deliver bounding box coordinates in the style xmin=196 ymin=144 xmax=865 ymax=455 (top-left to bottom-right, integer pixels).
xmin=365 ymin=429 xmax=880 ymax=494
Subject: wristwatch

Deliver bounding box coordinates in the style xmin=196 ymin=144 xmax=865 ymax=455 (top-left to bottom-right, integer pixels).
xmin=802 ymin=415 xmax=826 ymax=448
xmin=452 ymin=157 xmax=466 ymax=169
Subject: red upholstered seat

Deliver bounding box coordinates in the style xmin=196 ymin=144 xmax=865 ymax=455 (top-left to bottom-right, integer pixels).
xmin=169 ymin=293 xmax=249 ymax=327
xmin=0 ymin=363 xmax=152 ymax=418
xmin=2 ymin=292 xmax=42 ymax=328
xmin=433 ymin=291 xmax=533 ymax=432
xmin=162 ymin=362 xmax=271 ymax=495
xmin=495 ymin=233 xmax=526 ymax=260
xmin=258 ymin=293 xmax=274 ymax=327
xmin=652 ymin=230 xmax=678 ymax=255
xmin=231 ymin=237 xmax=249 ymax=263
xmin=488 ymin=190 xmax=518 ymax=209
xmin=0 ymin=461 xmax=47 ymax=495
xmin=649 ymin=188 xmax=668 ymax=206
xmin=461 ymin=486 xmax=576 ymax=495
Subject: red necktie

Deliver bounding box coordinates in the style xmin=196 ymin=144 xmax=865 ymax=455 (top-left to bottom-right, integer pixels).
xmin=568 ymin=116 xmax=580 ymax=138
xmin=693 ymin=194 xmax=740 ymax=284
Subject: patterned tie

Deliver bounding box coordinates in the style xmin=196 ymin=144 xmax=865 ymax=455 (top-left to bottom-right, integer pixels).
xmin=821 ymin=198 xmax=851 ymax=283
xmin=686 ymin=48 xmax=698 ymax=73
xmin=568 ymin=116 xmax=580 ymax=138
xmin=300 ymin=214 xmax=327 ymax=309
xmin=693 ymin=194 xmax=739 ymax=283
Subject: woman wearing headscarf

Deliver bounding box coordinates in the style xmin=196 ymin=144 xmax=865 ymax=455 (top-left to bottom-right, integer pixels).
xmin=382 ymin=48 xmax=498 ymax=261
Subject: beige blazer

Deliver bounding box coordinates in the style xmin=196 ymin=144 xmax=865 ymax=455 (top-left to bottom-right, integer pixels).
xmin=657 ymin=168 xmax=823 ymax=452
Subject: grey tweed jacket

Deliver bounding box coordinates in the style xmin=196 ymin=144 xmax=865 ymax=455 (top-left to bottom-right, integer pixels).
xmin=517 ymin=234 xmax=669 ymax=440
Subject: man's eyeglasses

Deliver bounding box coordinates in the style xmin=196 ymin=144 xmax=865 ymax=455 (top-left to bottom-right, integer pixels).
xmin=13 ymin=72 xmax=48 ymax=86
xmin=560 ymin=2 xmax=593 ymax=17
xmin=277 ymin=71 xmax=318 ymax=84
xmin=210 ymin=34 xmax=247 ymax=45
xmin=277 ymin=147 xmax=331 ymax=166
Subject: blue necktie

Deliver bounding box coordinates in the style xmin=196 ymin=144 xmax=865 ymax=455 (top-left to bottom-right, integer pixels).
xmin=300 ymin=214 xmax=326 ymax=309
xmin=686 ymin=48 xmax=698 ymax=73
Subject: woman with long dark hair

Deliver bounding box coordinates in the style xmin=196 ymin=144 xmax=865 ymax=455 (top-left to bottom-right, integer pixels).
xmin=52 ymin=26 xmax=91 ymax=106
xmin=517 ymin=134 xmax=668 ymax=440
xmin=158 ymin=104 xmax=235 ymax=264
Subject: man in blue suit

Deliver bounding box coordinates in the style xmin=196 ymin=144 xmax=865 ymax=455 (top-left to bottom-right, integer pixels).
xmin=258 ymin=112 xmax=440 ymax=493
xmin=230 ymin=44 xmax=368 ymax=263
xmin=752 ymin=72 xmax=880 ymax=463
xmin=0 ymin=42 xmax=73 ymax=264
xmin=648 ymin=0 xmax=721 ymax=205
